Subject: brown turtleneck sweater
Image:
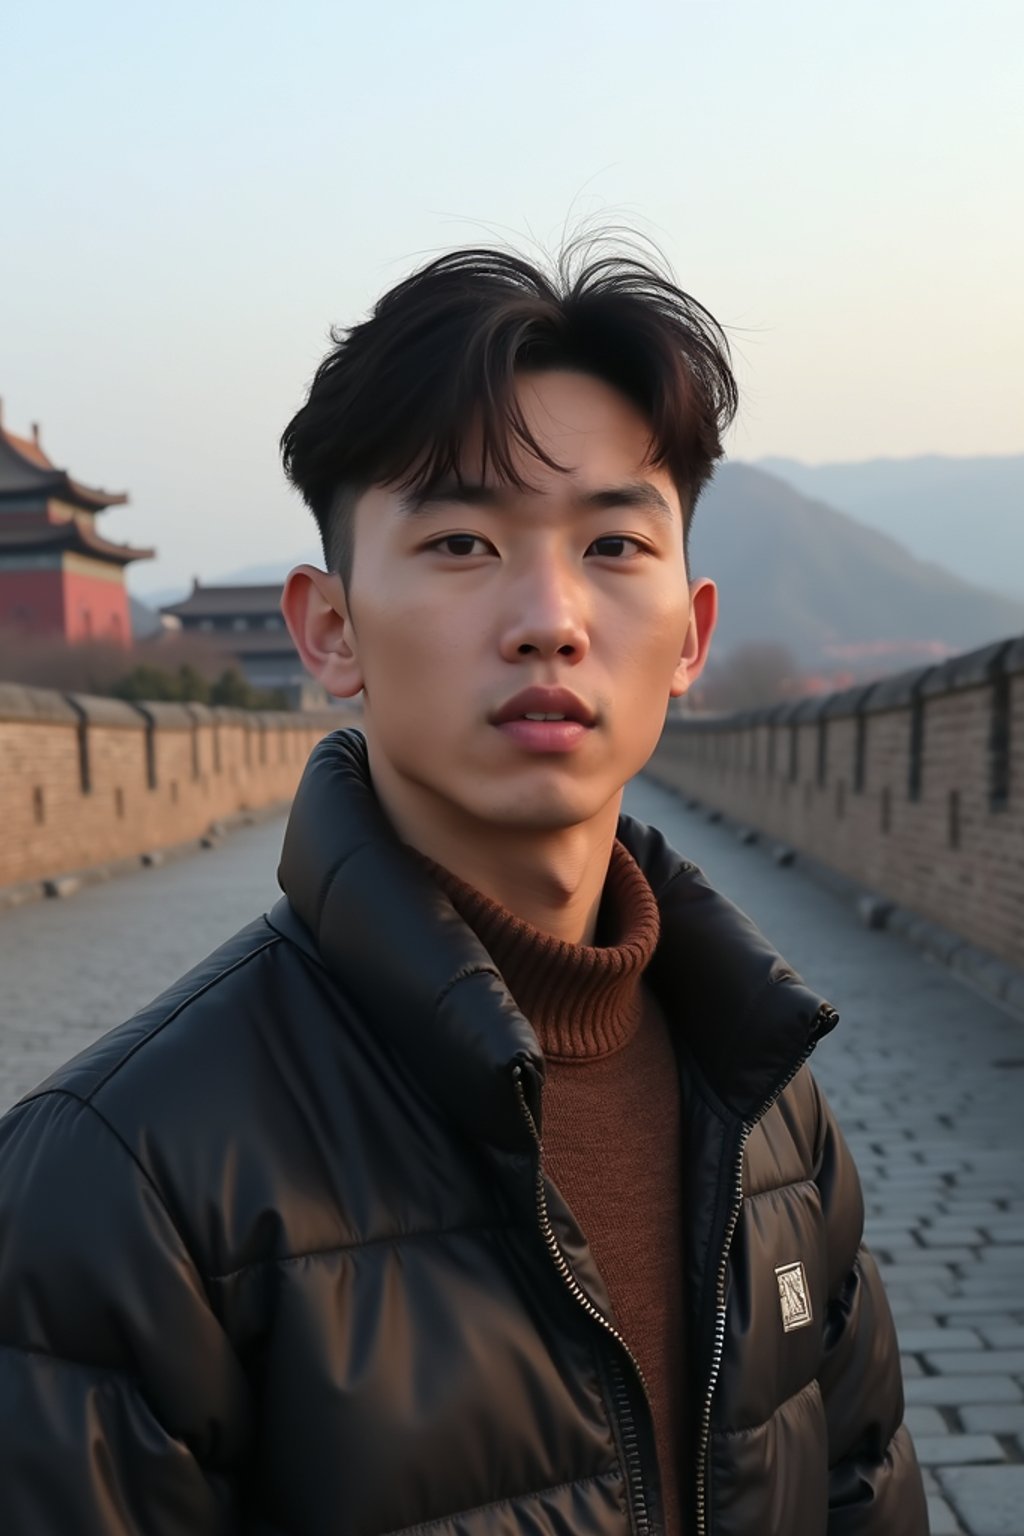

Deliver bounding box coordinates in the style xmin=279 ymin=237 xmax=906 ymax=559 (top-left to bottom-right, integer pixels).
xmin=419 ymin=841 xmax=687 ymax=1536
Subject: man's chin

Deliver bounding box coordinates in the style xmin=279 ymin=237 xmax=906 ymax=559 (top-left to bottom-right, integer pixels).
xmin=463 ymin=784 xmax=622 ymax=836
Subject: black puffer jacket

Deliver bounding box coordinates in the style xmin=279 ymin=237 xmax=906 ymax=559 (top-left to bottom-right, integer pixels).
xmin=0 ymin=728 xmax=926 ymax=1535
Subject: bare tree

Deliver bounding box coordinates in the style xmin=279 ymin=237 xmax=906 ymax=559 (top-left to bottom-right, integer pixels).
xmin=689 ymin=641 xmax=806 ymax=711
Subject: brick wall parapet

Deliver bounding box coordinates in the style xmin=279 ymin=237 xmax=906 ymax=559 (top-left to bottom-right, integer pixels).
xmin=1 ymin=684 xmax=348 ymax=893
xmin=650 ymin=627 xmax=1023 ymax=971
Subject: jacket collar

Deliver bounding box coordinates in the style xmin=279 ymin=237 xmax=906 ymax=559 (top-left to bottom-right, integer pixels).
xmin=275 ymin=728 xmax=838 ymax=1153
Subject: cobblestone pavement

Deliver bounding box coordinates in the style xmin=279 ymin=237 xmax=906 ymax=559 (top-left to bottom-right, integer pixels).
xmin=2 ymin=778 xmax=1022 ymax=1534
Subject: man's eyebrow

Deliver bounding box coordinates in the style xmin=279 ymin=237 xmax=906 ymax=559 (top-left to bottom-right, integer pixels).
xmin=397 ymin=483 xmax=504 ymax=515
xmin=398 ymin=479 xmax=676 ymax=524
xmin=577 ymin=482 xmax=677 ymax=525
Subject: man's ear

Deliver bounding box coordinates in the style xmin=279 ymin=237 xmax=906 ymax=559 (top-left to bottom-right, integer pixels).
xmin=669 ymin=576 xmax=717 ymax=699
xmin=280 ymin=564 xmax=364 ymax=699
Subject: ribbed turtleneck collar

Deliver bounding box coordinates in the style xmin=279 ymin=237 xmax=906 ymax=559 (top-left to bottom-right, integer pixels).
xmin=413 ymin=840 xmax=661 ymax=1062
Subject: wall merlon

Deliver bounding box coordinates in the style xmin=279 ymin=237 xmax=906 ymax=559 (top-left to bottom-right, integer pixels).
xmin=1005 ymin=635 xmax=1024 ymax=672
xmin=861 ymin=663 xmax=937 ymax=714
xmin=181 ymin=701 xmax=216 ymax=726
xmin=131 ymin=701 xmax=196 ymax=729
xmin=922 ymin=637 xmax=1014 ymax=697
xmin=0 ymin=682 xmax=80 ymax=724
xmin=65 ymin=692 xmax=147 ymax=728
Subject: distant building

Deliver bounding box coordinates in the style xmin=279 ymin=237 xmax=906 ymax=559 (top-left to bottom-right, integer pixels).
xmin=0 ymin=403 xmax=153 ymax=645
xmin=160 ymin=580 xmax=330 ymax=710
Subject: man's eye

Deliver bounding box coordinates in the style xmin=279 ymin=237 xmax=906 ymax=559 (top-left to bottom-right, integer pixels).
xmin=429 ymin=535 xmax=490 ymax=557
xmin=588 ymin=536 xmax=644 ymax=558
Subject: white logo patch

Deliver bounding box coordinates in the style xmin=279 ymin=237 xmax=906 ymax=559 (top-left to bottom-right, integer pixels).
xmin=775 ymin=1261 xmax=813 ymax=1332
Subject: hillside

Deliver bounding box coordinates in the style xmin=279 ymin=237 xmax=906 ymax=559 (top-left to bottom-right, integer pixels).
xmin=754 ymin=454 xmax=1024 ymax=603
xmin=692 ymin=463 xmax=1024 ymax=673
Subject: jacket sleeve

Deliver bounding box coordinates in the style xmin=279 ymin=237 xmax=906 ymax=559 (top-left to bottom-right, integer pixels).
xmin=809 ymin=1072 xmax=929 ymax=1535
xmin=0 ymin=1089 xmax=250 ymax=1535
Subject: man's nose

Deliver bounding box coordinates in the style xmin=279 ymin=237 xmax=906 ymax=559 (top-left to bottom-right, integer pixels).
xmin=497 ymin=554 xmax=591 ymax=662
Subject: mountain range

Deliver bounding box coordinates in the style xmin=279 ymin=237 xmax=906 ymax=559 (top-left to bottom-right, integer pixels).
xmin=692 ymin=463 xmax=1024 ymax=674
xmin=755 ymin=454 xmax=1024 ymax=604
xmin=132 ymin=460 xmax=1024 ymax=681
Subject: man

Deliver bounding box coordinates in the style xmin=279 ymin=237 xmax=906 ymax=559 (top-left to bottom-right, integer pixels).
xmin=0 ymin=242 xmax=926 ymax=1534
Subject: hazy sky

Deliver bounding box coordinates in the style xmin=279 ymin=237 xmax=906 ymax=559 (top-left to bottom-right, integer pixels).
xmin=2 ymin=0 xmax=1021 ymax=594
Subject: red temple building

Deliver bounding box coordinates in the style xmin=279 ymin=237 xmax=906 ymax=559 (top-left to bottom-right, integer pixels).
xmin=0 ymin=401 xmax=154 ymax=645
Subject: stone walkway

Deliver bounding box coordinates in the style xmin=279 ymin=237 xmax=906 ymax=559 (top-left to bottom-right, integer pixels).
xmin=0 ymin=822 xmax=285 ymax=1108
xmin=1 ymin=776 xmax=1022 ymax=1534
xmin=625 ymin=777 xmax=1024 ymax=1536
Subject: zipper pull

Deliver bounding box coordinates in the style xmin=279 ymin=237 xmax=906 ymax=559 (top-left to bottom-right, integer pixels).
xmin=511 ymin=1058 xmax=542 ymax=1140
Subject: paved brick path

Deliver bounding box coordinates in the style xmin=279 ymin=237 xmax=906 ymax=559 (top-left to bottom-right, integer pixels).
xmin=1 ymin=776 xmax=1022 ymax=1534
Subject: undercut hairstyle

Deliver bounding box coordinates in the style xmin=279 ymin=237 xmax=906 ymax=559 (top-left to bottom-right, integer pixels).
xmin=281 ymin=238 xmax=738 ymax=586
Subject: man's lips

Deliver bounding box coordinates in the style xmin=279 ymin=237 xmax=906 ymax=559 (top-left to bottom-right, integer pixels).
xmin=489 ymin=686 xmax=597 ymax=727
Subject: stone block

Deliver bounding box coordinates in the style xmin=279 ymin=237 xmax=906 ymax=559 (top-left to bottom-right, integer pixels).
xmin=905 ymin=1406 xmax=949 ymax=1435
xmin=960 ymin=1405 xmax=1024 ymax=1435
xmin=935 ymin=1297 xmax=1024 ymax=1316
xmin=877 ymin=1263 xmax=958 ymax=1286
xmin=924 ymin=1350 xmax=1024 ymax=1376
xmin=897 ymin=1329 xmax=982 ymax=1352
xmin=882 ymin=1247 xmax=975 ymax=1267
xmin=924 ymin=1494 xmax=964 ymax=1535
xmin=938 ymin=1464 xmax=1024 ymax=1536
xmin=858 ymin=894 xmax=894 ymax=930
xmin=913 ymin=1434 xmax=1004 ymax=1465
xmin=904 ymin=1376 xmax=1022 ymax=1405
xmin=979 ymin=1326 xmax=1024 ymax=1349
xmin=920 ymin=1229 xmax=984 ymax=1248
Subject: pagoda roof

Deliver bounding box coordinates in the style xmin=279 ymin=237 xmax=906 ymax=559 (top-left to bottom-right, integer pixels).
xmin=0 ymin=409 xmax=129 ymax=513
xmin=0 ymin=516 xmax=154 ymax=566
xmin=162 ymin=582 xmax=284 ymax=618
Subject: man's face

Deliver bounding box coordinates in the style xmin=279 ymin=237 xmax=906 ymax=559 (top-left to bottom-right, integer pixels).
xmin=313 ymin=369 xmax=716 ymax=835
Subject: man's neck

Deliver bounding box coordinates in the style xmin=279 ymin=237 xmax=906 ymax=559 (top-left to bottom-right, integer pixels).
xmin=366 ymin=748 xmax=622 ymax=946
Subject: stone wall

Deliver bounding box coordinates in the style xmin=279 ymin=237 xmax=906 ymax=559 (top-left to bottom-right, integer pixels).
xmin=0 ymin=684 xmax=347 ymax=891
xmin=647 ymin=633 xmax=1024 ymax=971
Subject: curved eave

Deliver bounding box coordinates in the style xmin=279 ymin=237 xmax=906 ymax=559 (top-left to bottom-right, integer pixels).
xmin=0 ymin=521 xmax=154 ymax=566
xmin=63 ymin=477 xmax=129 ymax=512
xmin=0 ymin=430 xmax=129 ymax=511
xmin=71 ymin=518 xmax=153 ymax=563
xmin=0 ymin=471 xmax=129 ymax=512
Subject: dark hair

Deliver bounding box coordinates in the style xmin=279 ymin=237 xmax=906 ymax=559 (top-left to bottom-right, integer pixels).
xmin=281 ymin=239 xmax=738 ymax=583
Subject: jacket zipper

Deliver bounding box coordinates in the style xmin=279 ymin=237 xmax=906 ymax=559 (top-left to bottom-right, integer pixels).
xmin=511 ymin=1064 xmax=655 ymax=1536
xmin=693 ymin=1001 xmax=838 ymax=1536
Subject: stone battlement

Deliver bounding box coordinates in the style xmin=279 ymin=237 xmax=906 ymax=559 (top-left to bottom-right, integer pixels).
xmin=0 ymin=683 xmax=348 ymax=893
xmin=648 ymin=634 xmax=1024 ymax=971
